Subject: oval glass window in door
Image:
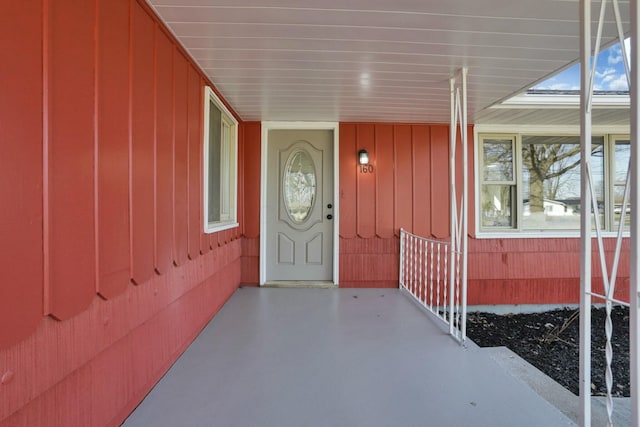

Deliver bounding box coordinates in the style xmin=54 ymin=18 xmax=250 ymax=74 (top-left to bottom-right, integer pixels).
xmin=283 ymin=149 xmax=317 ymax=223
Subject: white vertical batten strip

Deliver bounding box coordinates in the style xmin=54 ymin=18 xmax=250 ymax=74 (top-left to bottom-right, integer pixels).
xmin=579 ymin=0 xmax=593 ymax=425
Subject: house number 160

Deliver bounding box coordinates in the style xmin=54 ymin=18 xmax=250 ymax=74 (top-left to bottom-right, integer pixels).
xmin=359 ymin=164 xmax=374 ymax=173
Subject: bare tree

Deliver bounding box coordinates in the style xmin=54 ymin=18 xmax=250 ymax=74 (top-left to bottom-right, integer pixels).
xmin=523 ymin=142 xmax=602 ymax=213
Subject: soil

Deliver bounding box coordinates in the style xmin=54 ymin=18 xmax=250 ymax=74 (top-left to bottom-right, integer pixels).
xmin=466 ymin=306 xmax=630 ymax=397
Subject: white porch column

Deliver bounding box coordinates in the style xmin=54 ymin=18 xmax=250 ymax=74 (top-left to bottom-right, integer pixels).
xmin=579 ymin=1 xmax=592 ymax=425
xmin=449 ymin=68 xmax=469 ymax=341
xmin=630 ymin=1 xmax=640 ymax=425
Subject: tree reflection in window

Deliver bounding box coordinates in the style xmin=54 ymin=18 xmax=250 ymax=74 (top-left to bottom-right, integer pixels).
xmin=521 ymin=135 xmax=604 ymax=230
xmin=483 ymin=139 xmax=513 ymax=182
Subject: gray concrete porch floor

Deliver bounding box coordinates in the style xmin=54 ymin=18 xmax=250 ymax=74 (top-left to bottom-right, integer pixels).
xmin=122 ymin=288 xmax=575 ymax=427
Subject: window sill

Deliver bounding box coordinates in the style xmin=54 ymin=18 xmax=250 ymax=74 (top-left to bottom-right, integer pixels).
xmin=205 ymin=222 xmax=239 ymax=234
xmin=475 ymin=230 xmax=630 ymax=239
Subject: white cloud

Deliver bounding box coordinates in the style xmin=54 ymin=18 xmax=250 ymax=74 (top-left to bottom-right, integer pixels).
xmin=532 ymin=38 xmax=630 ymax=92
xmin=595 ymin=65 xmax=628 ymax=90
xmin=607 ymin=74 xmax=629 ymax=91
xmin=595 ymin=68 xmax=616 ymax=79
xmin=608 ymin=45 xmax=623 ymax=65
xmin=534 ymin=82 xmax=579 ymax=91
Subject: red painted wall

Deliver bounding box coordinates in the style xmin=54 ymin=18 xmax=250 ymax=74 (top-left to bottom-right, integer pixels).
xmin=240 ymin=122 xmax=262 ymax=286
xmin=1 ymin=0 xmax=44 ymax=349
xmin=239 ymin=122 xmax=629 ymax=305
xmin=0 ymin=1 xmax=243 ymax=425
xmin=339 ymin=123 xmax=456 ymax=287
xmin=239 ymin=123 xmax=462 ymax=288
xmin=468 ymin=238 xmax=630 ymax=305
xmin=2 ymin=0 xmax=627 ymax=421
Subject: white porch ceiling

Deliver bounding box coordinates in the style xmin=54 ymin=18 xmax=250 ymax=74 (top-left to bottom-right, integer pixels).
xmin=146 ymin=0 xmax=630 ymax=124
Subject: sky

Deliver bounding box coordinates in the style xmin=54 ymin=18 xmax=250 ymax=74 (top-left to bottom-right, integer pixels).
xmin=533 ymin=38 xmax=631 ymax=91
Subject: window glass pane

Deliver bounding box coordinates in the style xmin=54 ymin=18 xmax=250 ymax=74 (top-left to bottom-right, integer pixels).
xmin=483 ymin=139 xmax=513 ymax=181
xmin=521 ymin=135 xmax=604 ymax=230
xmin=220 ymin=121 xmax=230 ymax=220
xmin=207 ymin=101 xmax=221 ymax=223
xmin=613 ymin=140 xmax=631 ymax=229
xmin=203 ymin=86 xmax=237 ymax=233
xmin=481 ymin=184 xmax=515 ymax=228
xmin=283 ymin=150 xmax=316 ymax=223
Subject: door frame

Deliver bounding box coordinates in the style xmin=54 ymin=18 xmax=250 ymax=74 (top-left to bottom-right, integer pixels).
xmin=260 ymin=121 xmax=340 ymax=286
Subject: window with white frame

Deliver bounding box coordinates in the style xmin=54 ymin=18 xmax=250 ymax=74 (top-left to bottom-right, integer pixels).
xmin=612 ymin=136 xmax=631 ymax=230
xmin=479 ymin=133 xmax=630 ymax=234
xmin=203 ymin=86 xmax=238 ymax=233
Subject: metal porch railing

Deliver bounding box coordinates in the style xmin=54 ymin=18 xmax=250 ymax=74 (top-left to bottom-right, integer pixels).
xmin=399 ymin=229 xmax=466 ymax=342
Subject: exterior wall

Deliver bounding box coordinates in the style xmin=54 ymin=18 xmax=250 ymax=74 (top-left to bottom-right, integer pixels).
xmin=469 ymin=238 xmax=630 ymax=305
xmin=339 ymin=123 xmax=463 ymax=287
xmin=240 ymin=122 xmax=631 ymax=305
xmin=4 ymin=2 xmax=631 ymax=425
xmin=240 ymin=122 xmax=470 ymax=287
xmin=1 ymin=1 xmax=242 ymax=425
xmin=240 ymin=122 xmax=262 ymax=286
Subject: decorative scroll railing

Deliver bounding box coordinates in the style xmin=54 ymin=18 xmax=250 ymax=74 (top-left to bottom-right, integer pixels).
xmin=399 ymin=229 xmax=466 ymax=342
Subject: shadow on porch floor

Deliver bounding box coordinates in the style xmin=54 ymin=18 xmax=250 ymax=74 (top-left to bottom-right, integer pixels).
xmin=122 ymin=288 xmax=574 ymax=427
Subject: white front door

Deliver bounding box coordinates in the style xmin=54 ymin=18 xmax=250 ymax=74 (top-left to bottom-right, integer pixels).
xmin=265 ymin=129 xmax=334 ymax=282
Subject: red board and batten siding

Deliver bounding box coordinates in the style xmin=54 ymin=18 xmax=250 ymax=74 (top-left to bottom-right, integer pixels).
xmin=339 ymin=123 xmax=452 ymax=288
xmin=238 ymin=122 xmax=621 ymax=306
xmin=469 ymin=238 xmax=631 ymax=305
xmin=240 ymin=122 xmax=262 ymax=285
xmin=0 ymin=0 xmax=44 ymax=348
xmin=130 ymin=1 xmax=156 ymax=285
xmin=154 ymin=27 xmax=175 ymax=275
xmin=238 ymin=122 xmax=458 ymax=288
xmin=173 ymin=53 xmax=190 ymax=267
xmin=97 ymin=0 xmax=131 ymax=299
xmin=46 ymin=0 xmax=96 ymax=320
xmin=239 ymin=116 xmax=629 ymax=301
xmin=0 ymin=0 xmax=243 ymax=425
xmin=240 ymin=122 xmax=471 ymax=289
xmin=187 ymin=67 xmax=203 ymax=260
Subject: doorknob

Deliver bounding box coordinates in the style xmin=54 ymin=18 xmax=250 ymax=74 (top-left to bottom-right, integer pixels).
xmin=326 ymin=214 xmax=333 ymax=220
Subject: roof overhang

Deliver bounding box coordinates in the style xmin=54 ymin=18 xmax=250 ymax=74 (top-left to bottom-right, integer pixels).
xmin=146 ymin=0 xmax=631 ymax=124
xmin=475 ymin=91 xmax=630 ymax=129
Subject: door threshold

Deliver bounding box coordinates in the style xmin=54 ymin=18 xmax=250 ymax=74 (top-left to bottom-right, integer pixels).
xmin=262 ymin=281 xmax=337 ymax=288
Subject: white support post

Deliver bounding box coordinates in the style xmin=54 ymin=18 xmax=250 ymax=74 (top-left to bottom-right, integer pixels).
xmin=631 ymin=1 xmax=640 ymax=424
xmin=449 ymin=69 xmax=469 ymax=342
xmin=579 ymin=1 xmax=592 ymax=425
xmin=449 ymin=77 xmax=457 ymax=337
xmin=461 ymin=67 xmax=469 ymax=341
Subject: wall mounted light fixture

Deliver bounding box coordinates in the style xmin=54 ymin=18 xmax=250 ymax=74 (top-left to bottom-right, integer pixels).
xmin=358 ymin=149 xmax=369 ymax=165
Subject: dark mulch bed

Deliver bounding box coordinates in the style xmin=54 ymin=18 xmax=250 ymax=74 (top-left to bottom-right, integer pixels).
xmin=466 ymin=306 xmax=630 ymax=397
